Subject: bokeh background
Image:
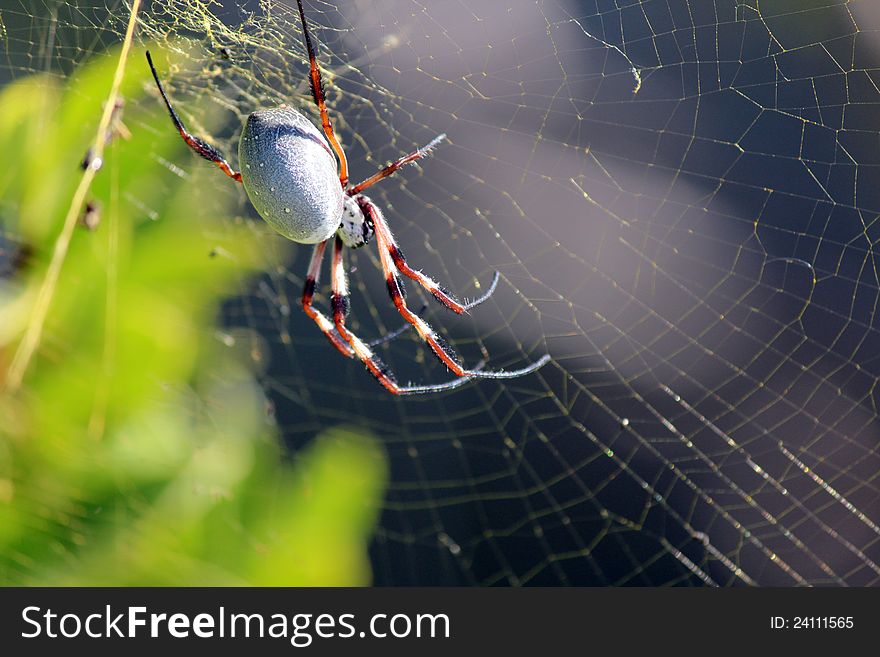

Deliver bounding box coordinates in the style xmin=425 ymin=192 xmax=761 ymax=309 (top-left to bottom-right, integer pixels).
xmin=2 ymin=0 xmax=880 ymax=586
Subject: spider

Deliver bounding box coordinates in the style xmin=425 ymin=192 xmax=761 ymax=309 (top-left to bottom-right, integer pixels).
xmin=145 ymin=0 xmax=549 ymax=395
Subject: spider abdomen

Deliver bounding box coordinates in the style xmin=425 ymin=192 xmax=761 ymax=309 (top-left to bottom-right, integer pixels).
xmin=238 ymin=106 xmax=343 ymax=244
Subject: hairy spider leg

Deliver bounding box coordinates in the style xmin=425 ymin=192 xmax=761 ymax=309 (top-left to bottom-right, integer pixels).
xmin=359 ymin=196 xmax=550 ymax=382
xmin=330 ymin=235 xmax=352 ymax=330
xmin=330 ymin=237 xmax=499 ymax=395
xmin=357 ymin=196 xmax=482 ymax=315
xmin=348 ymin=134 xmax=447 ymax=196
xmin=145 ymin=51 xmax=242 ymax=182
xmin=354 ymin=196 xmax=470 ymax=314
xmin=368 ymin=272 xmax=500 ymax=347
xmin=302 ymin=240 xmax=353 ymax=357
xmin=330 ymin=236 xmax=399 ymax=393
xmin=295 ymin=0 xmax=349 ymax=187
xmin=367 ymin=303 xmax=428 ymax=348
xmin=348 ymin=135 xmax=501 ymax=317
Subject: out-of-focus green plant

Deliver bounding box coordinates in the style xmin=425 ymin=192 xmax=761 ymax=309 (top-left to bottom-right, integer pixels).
xmin=0 ymin=48 xmax=387 ymax=585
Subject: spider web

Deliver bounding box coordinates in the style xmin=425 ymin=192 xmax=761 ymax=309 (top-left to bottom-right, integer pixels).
xmin=4 ymin=0 xmax=880 ymax=586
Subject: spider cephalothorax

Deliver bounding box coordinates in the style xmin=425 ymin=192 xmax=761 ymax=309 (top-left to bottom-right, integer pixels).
xmin=146 ymin=0 xmax=548 ymax=394
xmin=338 ymin=194 xmax=374 ymax=249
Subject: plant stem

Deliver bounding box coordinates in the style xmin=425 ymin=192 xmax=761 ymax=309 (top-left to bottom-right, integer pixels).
xmin=5 ymin=0 xmax=143 ymax=392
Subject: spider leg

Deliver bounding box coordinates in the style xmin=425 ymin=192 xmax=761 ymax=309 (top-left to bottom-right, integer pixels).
xmin=328 ymin=237 xmax=525 ymax=394
xmin=295 ymin=0 xmax=350 ymax=187
xmin=355 ymin=196 xmax=475 ymax=314
xmin=301 ymin=240 xmax=353 ymax=358
xmin=361 ymin=200 xmax=549 ymax=382
xmin=368 ymin=272 xmax=499 ymax=347
xmin=348 ymin=134 xmax=446 ymax=196
xmin=330 ymin=235 xmax=352 ymax=328
xmin=329 ymin=236 xmax=401 ymax=393
xmin=368 ymin=303 xmax=427 ymax=347
xmin=145 ymin=51 xmax=242 ymax=182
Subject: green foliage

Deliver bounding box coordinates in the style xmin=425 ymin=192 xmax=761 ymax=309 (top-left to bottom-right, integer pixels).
xmin=0 ymin=48 xmax=387 ymax=585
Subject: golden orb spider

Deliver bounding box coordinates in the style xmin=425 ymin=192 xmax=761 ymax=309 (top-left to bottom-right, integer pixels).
xmin=146 ymin=0 xmax=549 ymax=394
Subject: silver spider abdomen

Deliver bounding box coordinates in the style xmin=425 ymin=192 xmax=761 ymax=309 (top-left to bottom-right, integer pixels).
xmin=238 ymin=106 xmax=343 ymax=244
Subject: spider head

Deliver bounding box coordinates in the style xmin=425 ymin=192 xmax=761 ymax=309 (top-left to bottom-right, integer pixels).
xmin=337 ymin=194 xmax=374 ymax=249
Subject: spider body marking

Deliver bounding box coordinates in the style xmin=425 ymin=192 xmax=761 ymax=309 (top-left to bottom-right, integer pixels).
xmin=145 ymin=0 xmax=549 ymax=394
